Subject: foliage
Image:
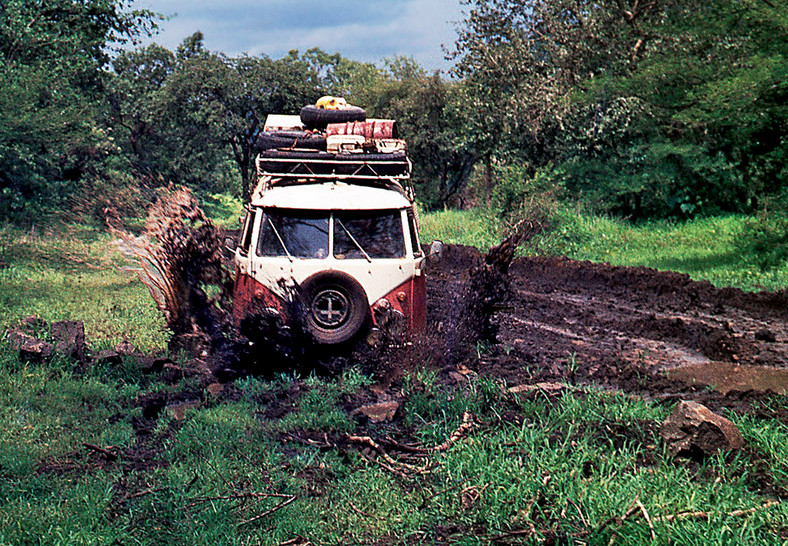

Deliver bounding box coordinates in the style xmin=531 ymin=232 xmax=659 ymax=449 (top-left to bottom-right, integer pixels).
xmin=374 ymin=67 xmax=478 ymax=209
xmin=738 ymin=207 xmax=788 ymax=272
xmin=453 ymin=0 xmax=788 ymax=218
xmin=421 ymin=207 xmax=788 ymax=292
xmin=0 ymin=0 xmax=158 ymax=221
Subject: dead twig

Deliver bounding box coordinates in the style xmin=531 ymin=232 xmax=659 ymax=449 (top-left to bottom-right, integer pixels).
xmin=652 ymin=500 xmax=780 ymax=523
xmin=187 ymin=492 xmax=294 ymax=508
xmin=347 ymin=435 xmax=429 ymax=474
xmin=636 ymin=498 xmax=656 ymax=540
xmin=568 ymin=498 xmax=589 ymax=529
xmin=348 ymin=500 xmax=401 ymax=522
xmin=428 ymin=411 xmax=477 ymax=453
xmin=237 ymin=495 xmax=297 ymax=527
xmin=418 ymin=476 xmax=474 ymax=509
xmin=126 ymin=487 xmax=170 ymax=499
xmin=82 ymin=443 xmax=118 ymax=461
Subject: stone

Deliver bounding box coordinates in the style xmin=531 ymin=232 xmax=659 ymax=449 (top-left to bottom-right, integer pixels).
xmin=508 ymin=382 xmax=566 ymax=394
xmin=94 ymin=350 xmax=122 ymax=365
xmin=115 ymin=340 xmax=139 ymax=356
xmin=168 ymin=401 xmax=201 ymax=421
xmin=51 ymin=320 xmax=87 ymax=361
xmin=661 ymin=400 xmax=745 ymax=457
xmin=206 ymin=383 xmax=224 ymax=397
xmin=6 ymin=329 xmax=35 ymax=351
xmin=352 ymin=401 xmax=400 ymax=423
xmin=755 ymin=329 xmax=777 ymax=343
xmin=19 ymin=338 xmax=54 ymax=362
xmin=19 ymin=316 xmax=48 ymax=333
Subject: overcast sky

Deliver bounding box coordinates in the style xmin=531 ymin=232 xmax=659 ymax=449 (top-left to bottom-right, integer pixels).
xmin=134 ymin=0 xmax=467 ymax=73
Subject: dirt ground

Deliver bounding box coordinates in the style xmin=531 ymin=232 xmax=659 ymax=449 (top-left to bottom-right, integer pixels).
xmin=426 ymin=244 xmax=788 ymax=416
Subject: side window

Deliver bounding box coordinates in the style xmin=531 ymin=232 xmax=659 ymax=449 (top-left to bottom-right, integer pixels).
xmin=334 ymin=210 xmax=405 ymax=259
xmin=239 ymin=209 xmax=255 ymax=255
xmin=256 ymin=209 xmax=329 ymax=259
xmin=407 ymin=209 xmax=422 ymax=257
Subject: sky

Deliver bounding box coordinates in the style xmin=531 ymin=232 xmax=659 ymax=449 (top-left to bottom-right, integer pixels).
xmin=134 ymin=0 xmax=467 ymax=73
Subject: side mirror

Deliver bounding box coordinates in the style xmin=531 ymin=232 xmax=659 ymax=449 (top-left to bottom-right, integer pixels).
xmin=427 ymin=240 xmax=444 ymax=265
xmin=223 ymin=236 xmax=237 ymax=257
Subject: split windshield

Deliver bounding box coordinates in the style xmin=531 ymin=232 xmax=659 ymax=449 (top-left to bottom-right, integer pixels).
xmin=255 ymin=209 xmax=405 ymax=260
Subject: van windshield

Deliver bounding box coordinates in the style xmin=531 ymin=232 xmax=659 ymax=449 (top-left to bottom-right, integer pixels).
xmin=257 ymin=210 xmax=329 ymax=259
xmin=334 ymin=210 xmax=405 ymax=259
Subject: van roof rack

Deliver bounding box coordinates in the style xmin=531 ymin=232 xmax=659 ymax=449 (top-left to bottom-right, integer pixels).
xmin=255 ymin=151 xmax=415 ymax=201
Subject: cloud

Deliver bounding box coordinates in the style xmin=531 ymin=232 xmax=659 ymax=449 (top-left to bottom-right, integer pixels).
xmin=136 ymin=0 xmax=465 ymax=71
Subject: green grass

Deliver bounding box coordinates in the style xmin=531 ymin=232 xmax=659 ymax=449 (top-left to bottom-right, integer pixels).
xmin=1 ymin=201 xmax=786 ymax=543
xmin=421 ymin=208 xmax=788 ymax=292
xmin=4 ymin=348 xmax=785 ymax=544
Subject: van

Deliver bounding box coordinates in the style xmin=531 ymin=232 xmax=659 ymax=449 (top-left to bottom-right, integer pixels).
xmin=231 ymin=114 xmax=426 ymax=344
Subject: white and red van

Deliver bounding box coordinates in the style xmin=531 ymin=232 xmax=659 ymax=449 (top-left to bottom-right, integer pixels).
xmin=231 ymin=114 xmax=427 ymax=344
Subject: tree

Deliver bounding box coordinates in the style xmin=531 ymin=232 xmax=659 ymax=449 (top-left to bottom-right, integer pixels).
xmin=162 ymin=44 xmax=322 ymax=200
xmin=453 ymin=0 xmax=788 ymax=218
xmin=0 ymin=0 xmax=157 ymax=218
xmin=374 ymin=63 xmax=478 ymax=208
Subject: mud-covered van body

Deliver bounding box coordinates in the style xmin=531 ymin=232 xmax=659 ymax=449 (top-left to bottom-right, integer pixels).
xmin=231 ymin=114 xmax=426 ymax=345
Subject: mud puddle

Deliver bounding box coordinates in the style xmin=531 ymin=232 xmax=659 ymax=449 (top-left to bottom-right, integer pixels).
xmin=667 ymin=362 xmax=788 ymax=395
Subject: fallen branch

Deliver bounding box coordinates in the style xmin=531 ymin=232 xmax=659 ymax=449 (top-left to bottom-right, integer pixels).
xmin=237 ymin=495 xmax=297 ymax=527
xmin=652 ymin=500 xmax=780 ymax=523
xmin=348 ymin=500 xmax=401 ymax=522
xmin=83 ymin=443 xmax=118 ymax=461
xmin=347 ymin=435 xmax=429 ymax=474
xmin=636 ymin=498 xmax=655 ymax=540
xmin=187 ymin=492 xmax=294 ymax=508
xmin=126 ymin=487 xmax=170 ymax=499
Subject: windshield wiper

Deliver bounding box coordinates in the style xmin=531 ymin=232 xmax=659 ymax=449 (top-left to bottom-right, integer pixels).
xmin=267 ymin=217 xmax=294 ymax=262
xmin=336 ymin=219 xmax=372 ymax=263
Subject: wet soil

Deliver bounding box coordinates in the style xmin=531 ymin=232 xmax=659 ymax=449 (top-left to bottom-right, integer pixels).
xmin=427 ymin=246 xmax=788 ymax=410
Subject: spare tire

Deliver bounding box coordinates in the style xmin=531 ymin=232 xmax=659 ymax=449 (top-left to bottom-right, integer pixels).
xmin=256 ymin=130 xmax=327 ymax=151
xmin=300 ymin=105 xmax=366 ymax=129
xmin=298 ymin=271 xmax=369 ymax=344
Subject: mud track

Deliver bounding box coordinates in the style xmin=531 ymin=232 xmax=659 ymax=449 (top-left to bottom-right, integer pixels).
xmin=428 ymin=245 xmax=788 ymax=410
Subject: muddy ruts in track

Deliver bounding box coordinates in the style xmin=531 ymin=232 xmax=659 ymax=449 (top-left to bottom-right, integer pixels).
xmin=427 ymin=247 xmax=788 ymax=403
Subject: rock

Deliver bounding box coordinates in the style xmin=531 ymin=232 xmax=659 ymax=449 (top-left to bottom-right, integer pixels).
xmin=19 ymin=338 xmax=54 ymax=362
xmin=508 ymin=382 xmax=566 ymax=394
xmin=137 ymin=356 xmax=172 ymax=373
xmin=352 ymin=401 xmax=399 ymax=423
xmin=168 ymin=401 xmax=201 ymax=421
xmin=661 ymin=400 xmax=744 ymax=457
xmin=51 ymin=320 xmax=87 ymax=361
xmin=755 ymin=329 xmax=777 ymax=343
xmin=161 ymin=363 xmax=184 ymax=384
xmin=206 ymin=383 xmax=224 ymax=397
xmin=115 ymin=340 xmax=139 ymax=356
xmin=6 ymin=329 xmax=35 ymax=351
xmin=94 ymin=350 xmax=122 ymax=365
xmin=19 ymin=316 xmax=48 ymax=333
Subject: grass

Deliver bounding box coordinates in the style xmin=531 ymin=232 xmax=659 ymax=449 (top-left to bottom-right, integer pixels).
xmin=0 ymin=197 xmax=786 ymax=543
xmin=1 ymin=346 xmax=786 ymax=544
xmin=420 ymin=208 xmax=788 ymax=292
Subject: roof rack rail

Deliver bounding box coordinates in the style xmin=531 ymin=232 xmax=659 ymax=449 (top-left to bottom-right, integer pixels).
xmin=255 ymin=152 xmax=415 ymax=201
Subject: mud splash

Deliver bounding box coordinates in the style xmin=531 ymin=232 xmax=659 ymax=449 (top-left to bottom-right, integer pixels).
xmin=112 ymin=188 xmax=236 ymax=372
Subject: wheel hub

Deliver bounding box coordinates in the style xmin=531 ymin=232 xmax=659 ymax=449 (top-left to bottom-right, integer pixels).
xmin=311 ymin=288 xmax=350 ymax=328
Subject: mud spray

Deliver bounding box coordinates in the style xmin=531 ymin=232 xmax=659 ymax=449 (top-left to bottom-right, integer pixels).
xmin=113 ymin=189 xmax=548 ymax=381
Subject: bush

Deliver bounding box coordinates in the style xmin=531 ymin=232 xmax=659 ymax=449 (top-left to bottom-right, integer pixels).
xmin=739 ymin=209 xmax=788 ymax=271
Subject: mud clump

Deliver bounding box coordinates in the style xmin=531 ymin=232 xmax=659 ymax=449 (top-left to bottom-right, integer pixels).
xmin=113 ymin=188 xmax=237 ymax=373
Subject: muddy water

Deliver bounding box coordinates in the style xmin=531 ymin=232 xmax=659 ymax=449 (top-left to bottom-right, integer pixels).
xmin=667 ymin=362 xmax=788 ymax=394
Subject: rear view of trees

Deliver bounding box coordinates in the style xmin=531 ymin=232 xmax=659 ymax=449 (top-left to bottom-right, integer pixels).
xmin=453 ymin=0 xmax=788 ymax=218
xmin=1 ymin=0 xmax=785 ymax=224
xmin=0 ymin=0 xmax=156 ymax=218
